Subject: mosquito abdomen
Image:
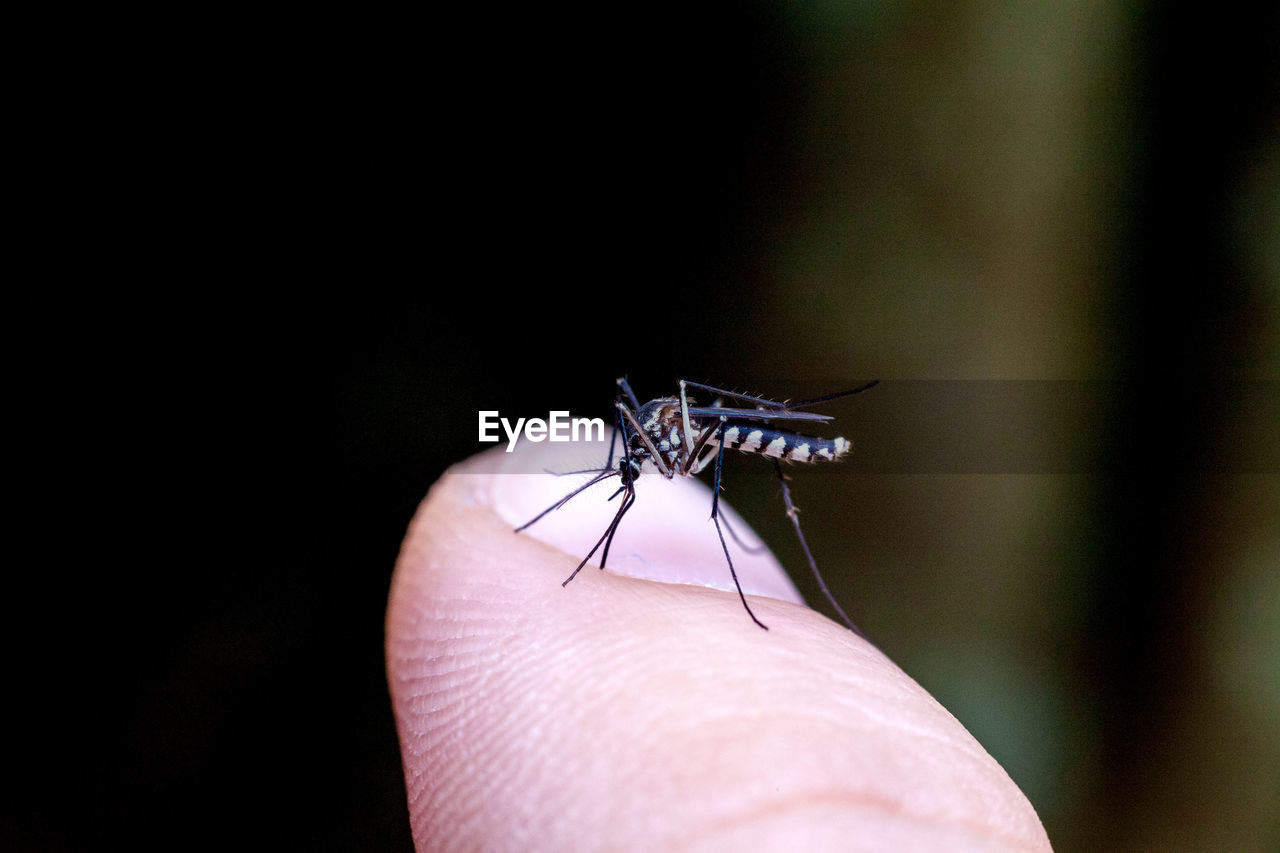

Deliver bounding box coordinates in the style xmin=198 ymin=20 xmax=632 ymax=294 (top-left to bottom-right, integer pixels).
xmin=717 ymin=425 xmax=850 ymax=462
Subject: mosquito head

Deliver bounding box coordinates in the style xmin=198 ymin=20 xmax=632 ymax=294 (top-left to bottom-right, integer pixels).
xmin=617 ymin=453 xmax=642 ymax=486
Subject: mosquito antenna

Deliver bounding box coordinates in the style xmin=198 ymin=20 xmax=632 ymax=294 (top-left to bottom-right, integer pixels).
xmin=786 ymin=380 xmax=879 ymax=410
xmin=519 ymin=392 xmax=633 ymax=531
xmin=515 ymin=467 xmax=618 ymax=533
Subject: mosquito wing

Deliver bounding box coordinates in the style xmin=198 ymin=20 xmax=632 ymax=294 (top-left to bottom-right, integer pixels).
xmin=685 ymin=406 xmax=834 ymax=423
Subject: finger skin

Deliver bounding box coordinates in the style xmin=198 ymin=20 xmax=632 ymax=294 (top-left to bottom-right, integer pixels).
xmin=387 ymin=452 xmax=1052 ymax=852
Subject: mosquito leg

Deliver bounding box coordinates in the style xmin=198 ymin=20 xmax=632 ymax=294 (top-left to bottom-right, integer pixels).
xmin=706 ymin=421 xmax=768 ymax=630
xmin=598 ymin=487 xmax=635 ymax=570
xmin=563 ymin=412 xmax=640 ymax=583
xmin=688 ymin=445 xmax=717 ymax=476
xmin=772 ymin=459 xmax=862 ymax=636
xmin=606 ymin=405 xmax=623 ymax=469
xmin=687 ymin=425 xmax=724 ymax=474
xmin=616 ymin=376 xmax=642 ymax=410
xmin=681 ymin=381 xmax=789 ymax=410
xmin=710 ymin=419 xmax=727 ymax=519
xmin=678 ymin=380 xmax=697 ymax=453
xmin=602 ymin=410 xmax=643 ymax=570
xmin=682 ymin=379 xmax=880 ymax=414
xmin=718 ymin=510 xmax=768 ymax=555
xmin=681 ymin=415 xmax=722 ymax=475
xmin=617 ymin=401 xmax=672 ymax=478
xmin=711 ymin=515 xmax=767 ymax=630
xmin=785 ymin=380 xmax=879 ymax=410
xmin=563 ymin=482 xmax=636 ymax=586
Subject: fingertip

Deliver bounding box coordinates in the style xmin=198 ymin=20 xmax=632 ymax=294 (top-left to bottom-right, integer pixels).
xmin=387 ymin=450 xmax=1051 ymax=853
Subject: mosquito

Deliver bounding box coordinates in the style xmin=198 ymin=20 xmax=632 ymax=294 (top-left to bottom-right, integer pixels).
xmin=515 ymin=378 xmax=878 ymax=632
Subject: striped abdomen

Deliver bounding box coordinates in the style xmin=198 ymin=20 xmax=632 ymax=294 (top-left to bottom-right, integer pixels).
xmin=716 ymin=424 xmax=850 ymax=463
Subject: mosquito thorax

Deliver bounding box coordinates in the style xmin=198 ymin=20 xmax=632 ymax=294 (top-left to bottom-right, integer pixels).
xmin=616 ymin=455 xmax=642 ymax=485
xmin=632 ymin=396 xmax=708 ymax=473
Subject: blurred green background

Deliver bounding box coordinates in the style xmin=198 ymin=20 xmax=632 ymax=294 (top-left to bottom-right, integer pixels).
xmin=40 ymin=3 xmax=1277 ymax=851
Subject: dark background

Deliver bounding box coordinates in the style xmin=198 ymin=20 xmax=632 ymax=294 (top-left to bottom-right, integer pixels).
xmin=11 ymin=4 xmax=1277 ymax=851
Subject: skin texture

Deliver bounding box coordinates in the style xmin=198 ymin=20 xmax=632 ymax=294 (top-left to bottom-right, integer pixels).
xmin=387 ymin=443 xmax=1052 ymax=852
